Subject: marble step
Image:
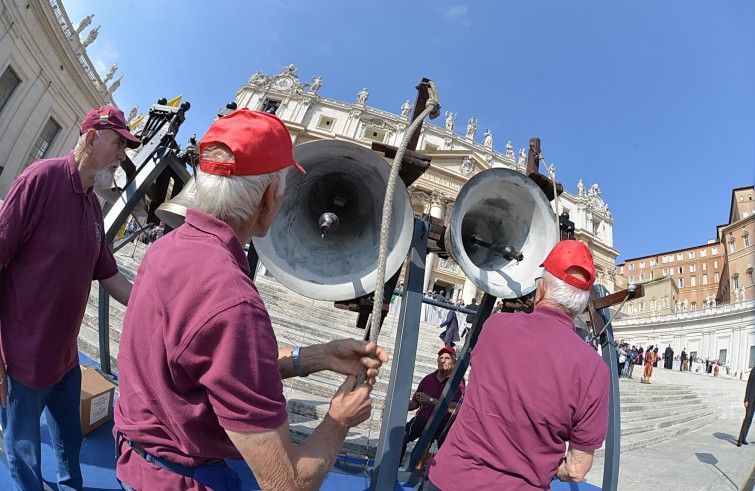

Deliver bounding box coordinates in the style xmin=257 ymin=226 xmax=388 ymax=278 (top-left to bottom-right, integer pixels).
xmin=619 ymin=392 xmax=701 ymax=404
xmin=617 ymin=412 xmax=718 ymax=452
xmin=620 ymin=404 xmax=705 ymax=423
xmin=620 ymin=407 xmax=717 ymax=436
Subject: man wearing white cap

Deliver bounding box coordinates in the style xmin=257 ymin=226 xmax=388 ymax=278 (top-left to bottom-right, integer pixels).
xmin=427 ymin=240 xmax=610 ymax=490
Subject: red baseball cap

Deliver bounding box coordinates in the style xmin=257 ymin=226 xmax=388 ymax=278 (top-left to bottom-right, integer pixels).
xmin=540 ymin=240 xmax=596 ymax=291
xmin=438 ymin=346 xmax=457 ymax=357
xmin=199 ymin=108 xmax=305 ymax=176
xmin=80 ymin=105 xmax=140 ymax=149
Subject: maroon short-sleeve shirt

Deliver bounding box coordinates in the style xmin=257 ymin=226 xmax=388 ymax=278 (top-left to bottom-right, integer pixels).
xmin=428 ymin=306 xmax=609 ymax=490
xmin=0 ymin=153 xmax=118 ymax=388
xmin=114 ymin=208 xmax=287 ymax=490
xmin=413 ymin=370 xmax=465 ymax=422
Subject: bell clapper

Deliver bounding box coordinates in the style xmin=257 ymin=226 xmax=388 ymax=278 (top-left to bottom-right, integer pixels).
xmin=319 ymin=212 xmax=339 ymax=238
xmin=463 ymin=235 xmax=524 ymax=262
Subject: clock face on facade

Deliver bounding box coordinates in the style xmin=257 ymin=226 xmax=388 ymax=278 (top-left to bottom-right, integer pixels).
xmin=275 ymin=77 xmax=293 ymax=89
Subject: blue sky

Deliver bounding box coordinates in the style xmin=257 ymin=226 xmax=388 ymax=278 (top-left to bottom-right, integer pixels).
xmin=63 ymin=0 xmax=755 ymax=263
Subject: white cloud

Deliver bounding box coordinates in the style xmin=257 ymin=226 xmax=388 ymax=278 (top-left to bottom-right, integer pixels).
xmin=442 ymin=5 xmax=471 ymax=27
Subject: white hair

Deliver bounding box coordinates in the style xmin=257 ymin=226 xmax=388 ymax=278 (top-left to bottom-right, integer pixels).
xmin=541 ymin=270 xmax=590 ymax=317
xmin=193 ymin=144 xmax=287 ymax=226
xmin=73 ymin=129 xmax=106 ymax=159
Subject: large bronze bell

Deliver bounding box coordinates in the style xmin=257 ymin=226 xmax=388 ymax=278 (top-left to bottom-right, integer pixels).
xmin=155 ymin=176 xmax=195 ymax=229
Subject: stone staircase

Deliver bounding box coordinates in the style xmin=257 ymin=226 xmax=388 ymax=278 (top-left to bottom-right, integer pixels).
xmin=607 ymin=378 xmax=718 ymax=453
xmin=77 ymin=240 xmax=736 ymax=460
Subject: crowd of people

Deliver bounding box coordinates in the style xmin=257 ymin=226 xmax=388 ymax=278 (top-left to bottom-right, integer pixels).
xmin=124 ymin=219 xmax=164 ymax=245
xmin=615 ymin=340 xmax=732 ymax=383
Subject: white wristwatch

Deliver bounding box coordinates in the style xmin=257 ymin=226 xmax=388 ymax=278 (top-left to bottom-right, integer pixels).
xmin=429 ymin=397 xmax=434 ymax=403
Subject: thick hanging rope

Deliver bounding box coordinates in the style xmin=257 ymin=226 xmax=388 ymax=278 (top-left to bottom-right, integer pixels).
xmin=355 ymin=90 xmax=440 ymax=386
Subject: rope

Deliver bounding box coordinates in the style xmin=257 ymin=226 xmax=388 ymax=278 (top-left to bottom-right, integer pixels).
xmin=537 ymin=154 xmax=561 ymax=244
xmin=356 ymin=92 xmax=440 ymax=386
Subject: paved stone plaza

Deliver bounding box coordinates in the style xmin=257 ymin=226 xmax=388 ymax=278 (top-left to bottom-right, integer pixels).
xmin=585 ymin=368 xmax=754 ymax=490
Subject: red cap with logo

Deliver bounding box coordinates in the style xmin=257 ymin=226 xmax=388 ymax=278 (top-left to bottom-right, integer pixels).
xmin=438 ymin=346 xmax=457 ymax=358
xmin=80 ymin=105 xmax=140 ymax=149
xmin=199 ymin=108 xmax=305 ymax=176
xmin=540 ymin=240 xmax=596 ymax=291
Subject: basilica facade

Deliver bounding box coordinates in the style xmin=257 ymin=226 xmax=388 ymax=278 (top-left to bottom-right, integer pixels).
xmin=232 ymin=65 xmax=619 ymax=302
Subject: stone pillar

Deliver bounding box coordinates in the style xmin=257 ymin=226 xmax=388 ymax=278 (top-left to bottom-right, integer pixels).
xmin=423 ymin=191 xmax=447 ymax=292
xmin=450 ymin=284 xmax=459 ymax=303
xmin=461 ymin=278 xmax=478 ymax=304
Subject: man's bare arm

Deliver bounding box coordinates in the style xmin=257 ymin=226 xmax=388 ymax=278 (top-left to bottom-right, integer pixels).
xmin=556 ymin=447 xmax=594 ymax=482
xmin=225 ymin=375 xmax=372 ymax=491
xmin=100 ymin=272 xmax=132 ymax=306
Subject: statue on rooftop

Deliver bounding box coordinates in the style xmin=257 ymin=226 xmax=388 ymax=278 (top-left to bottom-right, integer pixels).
xmin=107 ymin=75 xmax=122 ymax=95
xmin=465 ymin=117 xmax=478 ymax=139
xmin=309 ymin=75 xmax=322 ymax=94
xmin=401 ymin=100 xmax=412 ymax=117
xmin=127 ymin=105 xmax=138 ymax=123
xmin=445 ymin=111 xmax=455 ymax=131
xmin=103 ymin=64 xmax=118 ymax=84
xmin=356 ymin=88 xmax=369 ymax=104
xmin=81 ymin=25 xmax=100 ymax=48
xmin=505 ymin=140 xmax=514 ymax=158
xmin=483 ymin=129 xmax=493 ymax=148
xmin=75 ymin=14 xmax=94 ymax=35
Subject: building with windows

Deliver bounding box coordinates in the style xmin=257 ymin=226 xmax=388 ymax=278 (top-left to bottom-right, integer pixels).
xmin=234 ymin=65 xmax=620 ymax=302
xmin=615 ymin=243 xmax=724 ymax=317
xmin=617 ymin=185 xmax=754 ymax=316
xmin=717 ymin=186 xmax=755 ymax=304
xmin=0 ymin=0 xmax=122 ymax=196
xmin=613 ymin=186 xmax=755 ymax=374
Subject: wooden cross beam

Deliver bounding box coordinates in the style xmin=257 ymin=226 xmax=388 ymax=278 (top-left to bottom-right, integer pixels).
xmin=587 ymin=284 xmax=645 ymax=338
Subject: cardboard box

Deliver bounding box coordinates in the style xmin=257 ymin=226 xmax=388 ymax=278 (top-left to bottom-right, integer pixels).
xmin=80 ymin=366 xmax=116 ymax=436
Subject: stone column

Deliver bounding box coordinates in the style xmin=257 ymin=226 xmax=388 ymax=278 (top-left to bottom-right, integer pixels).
xmin=461 ymin=278 xmax=478 ymax=303
xmin=423 ymin=191 xmax=447 ymax=292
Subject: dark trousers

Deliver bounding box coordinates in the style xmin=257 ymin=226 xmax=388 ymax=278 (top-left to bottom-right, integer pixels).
xmin=738 ymin=404 xmax=754 ymax=444
xmin=421 ymin=478 xmax=443 ymax=491
xmin=401 ymin=416 xmax=453 ymax=463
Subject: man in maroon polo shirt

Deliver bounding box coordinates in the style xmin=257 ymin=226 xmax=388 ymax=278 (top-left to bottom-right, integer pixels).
xmin=0 ymin=105 xmax=137 ymax=490
xmin=426 ymin=240 xmax=610 ymax=490
xmin=401 ymin=346 xmax=464 ymax=463
xmin=114 ymin=109 xmax=388 ymax=491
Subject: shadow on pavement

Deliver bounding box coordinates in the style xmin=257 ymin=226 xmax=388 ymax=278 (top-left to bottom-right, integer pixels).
xmin=695 ymin=453 xmax=738 ymax=490
xmin=712 ymin=432 xmax=738 ymax=444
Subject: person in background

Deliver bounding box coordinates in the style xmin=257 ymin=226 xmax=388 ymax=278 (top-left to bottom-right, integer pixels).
xmin=664 ymin=344 xmax=674 ymax=369
xmin=461 ymin=298 xmax=479 ymax=338
xmin=438 ymin=307 xmax=460 ymax=348
xmin=642 ymin=345 xmax=657 ymax=384
xmin=625 ymin=345 xmax=638 ymax=379
xmin=736 ymin=369 xmax=755 ymax=447
xmin=426 ymin=240 xmax=610 ymax=490
xmin=401 ymin=346 xmax=465 ymax=463
xmin=0 ymin=105 xmax=137 ymax=490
